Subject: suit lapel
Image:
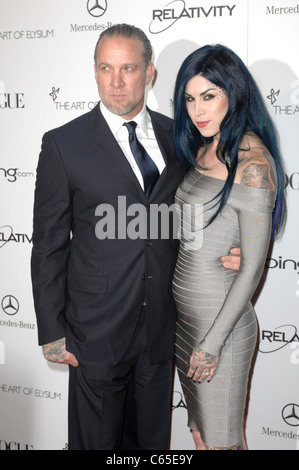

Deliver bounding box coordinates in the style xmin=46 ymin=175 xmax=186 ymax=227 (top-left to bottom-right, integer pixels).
xmin=149 ymin=109 xmax=173 ymax=167
xmin=148 ymin=109 xmax=180 ymax=200
xmin=88 ymin=106 xmax=145 ymax=193
xmin=87 ymin=105 xmax=181 ymax=201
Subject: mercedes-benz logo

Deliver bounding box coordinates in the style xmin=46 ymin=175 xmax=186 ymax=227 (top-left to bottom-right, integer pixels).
xmin=87 ymin=0 xmax=107 ymax=17
xmin=1 ymin=295 xmax=19 ymax=316
xmin=282 ymin=404 xmax=299 ymax=427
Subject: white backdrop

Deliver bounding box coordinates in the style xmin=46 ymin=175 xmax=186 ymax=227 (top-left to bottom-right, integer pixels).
xmin=0 ymin=0 xmax=298 ymax=451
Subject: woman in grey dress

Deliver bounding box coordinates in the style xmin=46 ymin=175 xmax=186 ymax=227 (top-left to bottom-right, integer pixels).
xmin=172 ymin=45 xmax=285 ymax=450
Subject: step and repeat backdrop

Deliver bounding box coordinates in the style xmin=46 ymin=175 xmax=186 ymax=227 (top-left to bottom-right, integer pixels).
xmin=0 ymin=0 xmax=298 ymax=451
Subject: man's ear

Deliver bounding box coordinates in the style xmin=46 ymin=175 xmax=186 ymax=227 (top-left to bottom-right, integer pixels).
xmin=146 ymin=62 xmax=155 ymax=86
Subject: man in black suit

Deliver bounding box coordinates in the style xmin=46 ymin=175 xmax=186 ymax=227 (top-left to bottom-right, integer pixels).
xmin=31 ymin=24 xmax=186 ymax=450
xmin=31 ymin=24 xmax=240 ymax=450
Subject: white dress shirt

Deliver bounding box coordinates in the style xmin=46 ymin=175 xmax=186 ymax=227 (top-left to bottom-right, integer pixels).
xmin=100 ymin=101 xmax=166 ymax=190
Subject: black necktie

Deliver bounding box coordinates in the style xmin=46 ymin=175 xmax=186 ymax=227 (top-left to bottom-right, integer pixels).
xmin=123 ymin=121 xmax=159 ymax=197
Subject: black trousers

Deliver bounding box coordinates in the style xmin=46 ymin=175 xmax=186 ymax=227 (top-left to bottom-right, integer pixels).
xmin=68 ymin=308 xmax=174 ymax=450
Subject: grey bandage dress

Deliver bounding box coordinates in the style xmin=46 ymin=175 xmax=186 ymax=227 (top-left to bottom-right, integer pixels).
xmin=173 ymin=167 xmax=276 ymax=448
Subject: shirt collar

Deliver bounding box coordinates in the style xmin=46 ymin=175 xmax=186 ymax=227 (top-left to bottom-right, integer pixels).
xmin=99 ymin=101 xmax=150 ymax=137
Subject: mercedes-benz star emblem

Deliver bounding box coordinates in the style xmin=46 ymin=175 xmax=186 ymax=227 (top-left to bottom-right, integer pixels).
xmin=87 ymin=0 xmax=107 ymax=17
xmin=282 ymin=404 xmax=299 ymax=427
xmin=1 ymin=295 xmax=19 ymax=316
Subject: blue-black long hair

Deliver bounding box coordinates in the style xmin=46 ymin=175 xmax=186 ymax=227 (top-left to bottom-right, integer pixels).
xmin=173 ymin=44 xmax=285 ymax=238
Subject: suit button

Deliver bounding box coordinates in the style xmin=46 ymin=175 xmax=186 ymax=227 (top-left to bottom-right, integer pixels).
xmin=146 ymin=240 xmax=152 ymax=247
xmin=142 ymin=274 xmax=146 ymax=280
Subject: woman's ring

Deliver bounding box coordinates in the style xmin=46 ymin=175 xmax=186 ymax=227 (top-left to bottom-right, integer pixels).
xmin=204 ymin=371 xmax=210 ymax=376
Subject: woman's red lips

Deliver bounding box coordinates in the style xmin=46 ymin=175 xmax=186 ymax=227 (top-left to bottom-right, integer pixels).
xmin=196 ymin=121 xmax=210 ymax=128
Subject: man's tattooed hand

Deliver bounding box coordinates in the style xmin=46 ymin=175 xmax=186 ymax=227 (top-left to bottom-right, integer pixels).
xmin=187 ymin=345 xmax=220 ymax=382
xmin=42 ymin=337 xmax=79 ymax=367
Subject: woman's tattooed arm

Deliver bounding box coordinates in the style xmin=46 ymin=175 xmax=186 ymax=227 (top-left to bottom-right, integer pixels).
xmin=238 ymin=150 xmax=276 ymax=190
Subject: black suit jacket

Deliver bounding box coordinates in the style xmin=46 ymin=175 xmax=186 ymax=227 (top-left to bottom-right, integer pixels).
xmin=31 ymin=105 xmax=185 ymax=364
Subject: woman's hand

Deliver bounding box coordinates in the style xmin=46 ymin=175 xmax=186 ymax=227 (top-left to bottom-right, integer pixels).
xmin=187 ymin=346 xmax=219 ymax=382
xmin=221 ymin=247 xmax=241 ymax=270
